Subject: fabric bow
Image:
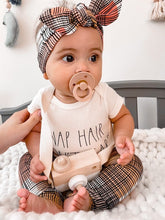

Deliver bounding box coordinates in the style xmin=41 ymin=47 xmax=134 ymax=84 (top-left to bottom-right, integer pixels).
xmin=37 ymin=0 xmax=122 ymax=73
xmin=40 ymin=4 xmax=100 ymax=37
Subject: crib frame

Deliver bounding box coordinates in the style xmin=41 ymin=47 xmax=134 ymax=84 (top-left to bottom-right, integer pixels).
xmin=0 ymin=80 xmax=165 ymax=128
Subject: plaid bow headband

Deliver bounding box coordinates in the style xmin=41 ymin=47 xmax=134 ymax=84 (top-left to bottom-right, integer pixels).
xmin=37 ymin=0 xmax=122 ymax=73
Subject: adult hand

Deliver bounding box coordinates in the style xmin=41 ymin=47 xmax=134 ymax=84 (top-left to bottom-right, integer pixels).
xmin=0 ymin=108 xmax=41 ymax=154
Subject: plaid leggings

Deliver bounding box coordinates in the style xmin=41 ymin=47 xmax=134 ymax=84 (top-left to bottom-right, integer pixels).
xmin=18 ymin=148 xmax=143 ymax=210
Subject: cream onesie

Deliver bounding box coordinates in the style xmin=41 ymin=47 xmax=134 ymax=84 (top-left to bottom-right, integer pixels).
xmin=28 ymin=82 xmax=124 ymax=181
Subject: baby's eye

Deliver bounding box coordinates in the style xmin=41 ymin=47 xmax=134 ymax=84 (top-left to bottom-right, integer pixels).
xmin=89 ymin=55 xmax=97 ymax=62
xmin=62 ymin=55 xmax=74 ymax=62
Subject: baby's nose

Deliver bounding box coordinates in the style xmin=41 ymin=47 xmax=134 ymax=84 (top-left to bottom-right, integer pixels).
xmin=76 ymin=60 xmax=89 ymax=73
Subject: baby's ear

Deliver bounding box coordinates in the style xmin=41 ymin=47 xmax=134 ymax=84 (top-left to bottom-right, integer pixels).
xmin=43 ymin=73 xmax=49 ymax=80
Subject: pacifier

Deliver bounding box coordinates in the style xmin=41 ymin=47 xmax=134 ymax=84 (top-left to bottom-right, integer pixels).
xmin=69 ymin=72 xmax=95 ymax=102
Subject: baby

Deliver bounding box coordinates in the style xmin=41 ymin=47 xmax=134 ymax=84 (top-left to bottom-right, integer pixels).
xmin=17 ymin=0 xmax=143 ymax=214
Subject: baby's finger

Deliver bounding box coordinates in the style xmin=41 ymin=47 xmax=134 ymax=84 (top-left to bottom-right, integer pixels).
xmin=31 ymin=163 xmax=45 ymax=174
xmin=30 ymin=166 xmax=42 ymax=177
xmin=117 ymin=159 xmax=129 ymax=166
xmin=30 ymin=171 xmax=47 ymax=183
xmin=125 ymin=140 xmax=135 ymax=154
xmin=117 ymin=157 xmax=129 ymax=166
xmin=119 ymin=152 xmax=130 ymax=160
xmin=31 ymin=159 xmax=45 ymax=173
xmin=117 ymin=154 xmax=133 ymax=165
xmin=116 ymin=144 xmax=128 ymax=156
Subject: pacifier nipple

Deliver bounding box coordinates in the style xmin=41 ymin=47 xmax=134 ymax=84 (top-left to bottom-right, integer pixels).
xmin=69 ymin=72 xmax=95 ymax=102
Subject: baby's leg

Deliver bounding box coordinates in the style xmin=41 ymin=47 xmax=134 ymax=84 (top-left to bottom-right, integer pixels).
xmin=18 ymin=153 xmax=63 ymax=213
xmin=86 ymin=148 xmax=143 ymax=210
xmin=19 ymin=152 xmax=54 ymax=196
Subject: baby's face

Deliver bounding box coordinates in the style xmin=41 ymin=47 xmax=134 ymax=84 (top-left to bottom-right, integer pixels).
xmin=45 ymin=26 xmax=103 ymax=103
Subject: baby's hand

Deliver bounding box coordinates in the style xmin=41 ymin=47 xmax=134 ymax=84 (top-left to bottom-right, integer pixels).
xmin=115 ymin=136 xmax=135 ymax=166
xmin=30 ymin=154 xmax=47 ymax=183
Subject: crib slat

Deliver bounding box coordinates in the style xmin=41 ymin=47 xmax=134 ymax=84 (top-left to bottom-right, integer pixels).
xmin=125 ymin=97 xmax=138 ymax=128
xmin=108 ymin=80 xmax=165 ymax=129
xmin=157 ymin=98 xmax=165 ymax=128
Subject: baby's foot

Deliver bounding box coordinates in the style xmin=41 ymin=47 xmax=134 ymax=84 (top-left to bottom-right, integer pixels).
xmin=64 ymin=187 xmax=91 ymax=212
xmin=17 ymin=188 xmax=63 ymax=214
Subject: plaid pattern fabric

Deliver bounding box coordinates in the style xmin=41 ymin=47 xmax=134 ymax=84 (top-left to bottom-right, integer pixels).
xmin=37 ymin=0 xmax=122 ymax=73
xmin=19 ymin=153 xmax=59 ymax=196
xmin=87 ymin=148 xmax=143 ymax=210
xmin=89 ymin=0 xmax=122 ymax=25
xmin=19 ymin=149 xmax=143 ymax=210
xmin=39 ymin=191 xmax=63 ymax=208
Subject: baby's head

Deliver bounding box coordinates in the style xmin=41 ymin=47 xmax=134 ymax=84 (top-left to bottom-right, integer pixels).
xmin=36 ymin=0 xmax=122 ymax=102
